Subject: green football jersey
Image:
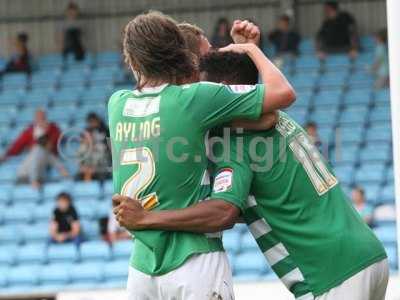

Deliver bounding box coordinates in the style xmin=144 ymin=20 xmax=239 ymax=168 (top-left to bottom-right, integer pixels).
xmin=108 ymin=82 xmax=264 ymax=275
xmin=211 ymin=111 xmax=386 ymax=298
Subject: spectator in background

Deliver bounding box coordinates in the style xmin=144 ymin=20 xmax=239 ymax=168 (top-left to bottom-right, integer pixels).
xmin=352 ymin=187 xmax=374 ymax=227
xmin=57 ymin=2 xmax=85 ymax=61
xmin=316 ymin=1 xmax=359 ymax=58
xmin=49 ymin=192 xmax=81 ymax=245
xmin=211 ymin=17 xmax=233 ymax=48
xmin=305 ymin=121 xmax=322 ymax=149
xmin=16 ymin=134 xmax=69 ymax=188
xmin=370 ymin=28 xmax=389 ymax=89
xmin=268 ymin=15 xmax=301 ymax=57
xmin=1 ymin=32 xmax=31 ymax=74
xmin=76 ymin=112 xmax=110 ymax=181
xmin=0 ymin=109 xmax=61 ymax=162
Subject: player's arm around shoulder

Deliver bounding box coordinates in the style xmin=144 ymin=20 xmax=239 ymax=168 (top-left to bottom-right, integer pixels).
xmin=112 ymin=194 xmax=240 ymax=233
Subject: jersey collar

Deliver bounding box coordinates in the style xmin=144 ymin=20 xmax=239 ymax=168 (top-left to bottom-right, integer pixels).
xmin=133 ymin=83 xmax=169 ymax=95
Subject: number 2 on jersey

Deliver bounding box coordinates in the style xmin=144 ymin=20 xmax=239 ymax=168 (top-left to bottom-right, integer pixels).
xmin=120 ymin=147 xmax=159 ymax=210
xmin=290 ymin=133 xmax=338 ymax=195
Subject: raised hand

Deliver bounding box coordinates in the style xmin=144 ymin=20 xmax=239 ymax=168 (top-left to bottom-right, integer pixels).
xmin=230 ymin=19 xmax=260 ymax=45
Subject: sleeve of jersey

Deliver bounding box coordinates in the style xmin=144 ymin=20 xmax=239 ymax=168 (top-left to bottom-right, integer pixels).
xmin=191 ymin=82 xmax=265 ymax=130
xmin=210 ymin=141 xmax=253 ymax=213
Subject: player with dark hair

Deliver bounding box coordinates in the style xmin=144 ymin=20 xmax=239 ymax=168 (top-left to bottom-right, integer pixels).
xmin=110 ymin=11 xmax=295 ymax=300
xmin=114 ymin=47 xmax=388 ymax=300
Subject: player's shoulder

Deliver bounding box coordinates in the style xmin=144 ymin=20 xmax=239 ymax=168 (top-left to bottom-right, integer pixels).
xmin=108 ymin=89 xmax=133 ymax=107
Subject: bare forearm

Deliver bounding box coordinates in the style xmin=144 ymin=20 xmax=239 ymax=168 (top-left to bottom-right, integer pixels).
xmin=245 ymin=44 xmax=295 ymax=111
xmin=141 ymin=200 xmax=239 ymax=233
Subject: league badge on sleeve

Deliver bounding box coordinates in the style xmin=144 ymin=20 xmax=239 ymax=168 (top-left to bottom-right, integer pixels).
xmin=213 ymin=168 xmax=233 ymax=193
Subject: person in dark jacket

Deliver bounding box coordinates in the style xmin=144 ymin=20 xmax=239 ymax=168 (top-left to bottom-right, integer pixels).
xmin=2 ymin=32 xmax=31 ymax=74
xmin=268 ymin=15 xmax=301 ymax=57
xmin=316 ymin=1 xmax=359 ymax=58
xmin=211 ymin=17 xmax=233 ymax=48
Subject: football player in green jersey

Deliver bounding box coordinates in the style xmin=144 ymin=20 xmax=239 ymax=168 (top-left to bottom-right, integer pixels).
xmin=113 ymin=49 xmax=389 ymax=300
xmin=110 ymin=11 xmax=295 ymax=300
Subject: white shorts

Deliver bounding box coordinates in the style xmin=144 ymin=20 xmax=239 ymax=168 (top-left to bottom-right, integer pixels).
xmin=315 ymin=258 xmax=389 ymax=300
xmin=127 ymin=251 xmax=234 ymax=300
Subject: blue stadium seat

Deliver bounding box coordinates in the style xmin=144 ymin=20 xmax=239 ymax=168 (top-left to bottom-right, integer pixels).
xmin=53 ymin=87 xmax=83 ymax=104
xmin=11 ymin=184 xmax=41 ymax=203
xmin=3 ymin=204 xmax=34 ymax=224
xmin=7 ymin=265 xmax=40 ymax=287
xmin=374 ymin=89 xmax=390 ymax=105
xmin=112 ymin=239 xmax=133 ymax=259
xmin=80 ymin=240 xmax=111 ymax=262
xmin=60 ymin=69 xmax=90 ymax=87
xmin=20 ymin=222 xmax=49 ymax=244
xmin=239 ymin=232 xmax=258 ymax=252
xmin=38 ymin=263 xmax=72 ymax=285
xmin=223 ymin=230 xmax=241 ymax=253
xmin=374 ymin=225 xmax=397 ymax=245
xmin=0 ymin=89 xmax=26 ymax=106
xmin=298 ymin=39 xmax=315 ymax=54
xmin=355 ymin=163 xmax=385 ymax=183
xmin=65 ymin=53 xmax=94 ymax=69
xmin=318 ymin=71 xmax=348 ymax=88
xmin=336 ymin=126 xmax=364 ymax=145
xmin=386 ymin=166 xmax=394 ymax=183
xmin=0 ymin=245 xmax=17 ymax=266
xmin=81 ymin=220 xmax=100 ymax=240
xmin=30 ymin=70 xmax=60 ymax=89
xmin=16 ymin=243 xmax=47 ymax=265
xmin=294 ymin=56 xmax=320 ymax=70
xmin=385 ymin=245 xmax=398 ymax=271
xmin=348 ymin=71 xmax=374 ymax=88
xmin=309 ymin=107 xmax=338 ymax=126
xmin=32 ymin=202 xmax=54 ymax=222
xmin=73 ymin=181 xmax=101 ymax=199
xmin=323 ymin=54 xmax=351 ymax=69
xmin=22 ymin=88 xmax=53 ymax=107
xmin=96 ymin=200 xmax=112 ymax=219
xmin=381 ymin=184 xmax=394 ymax=204
xmin=362 ymin=184 xmax=381 ymax=204
xmin=313 ymin=90 xmax=342 ymax=107
xmin=43 ymin=181 xmax=72 ymax=201
xmin=90 ymin=66 xmax=118 ymax=85
xmin=370 ymin=106 xmax=391 ymax=123
xmin=81 ymin=86 xmax=112 ymax=104
xmin=360 ymin=143 xmax=391 ymax=162
xmin=288 ymin=73 xmax=317 ymax=90
xmin=0 ymin=225 xmax=22 ymax=245
xmin=333 ymin=165 xmax=354 ymax=186
xmin=75 ymin=199 xmax=99 ymax=220
xmin=339 ymin=107 xmax=369 ymax=125
xmin=47 ymin=244 xmax=79 ymax=263
xmin=0 ymin=184 xmax=12 ymax=205
xmin=69 ymin=262 xmax=103 ymax=284
xmin=103 ymin=180 xmax=113 ymax=198
xmin=104 ymin=259 xmax=129 ymax=281
xmin=2 ymin=73 xmax=28 ymax=90
xmin=366 ymin=123 xmax=392 ymax=143
xmin=343 ymin=89 xmax=372 ymax=106
xmin=38 ymin=54 xmax=63 ymax=70
xmin=234 ymin=250 xmax=267 ymax=275
xmin=96 ymin=51 xmax=122 ymax=66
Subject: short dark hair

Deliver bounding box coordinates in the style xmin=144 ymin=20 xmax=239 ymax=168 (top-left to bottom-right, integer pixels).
xmin=305 ymin=121 xmax=317 ymax=129
xmin=57 ymin=192 xmax=73 ymax=203
xmin=353 ymin=186 xmax=365 ymax=197
xmin=325 ymin=1 xmax=339 ymax=10
xmin=200 ymin=51 xmax=258 ymax=85
xmin=17 ymin=32 xmax=29 ymax=44
xmin=123 ymin=11 xmax=197 ymax=89
xmin=279 ymin=15 xmax=291 ymax=23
